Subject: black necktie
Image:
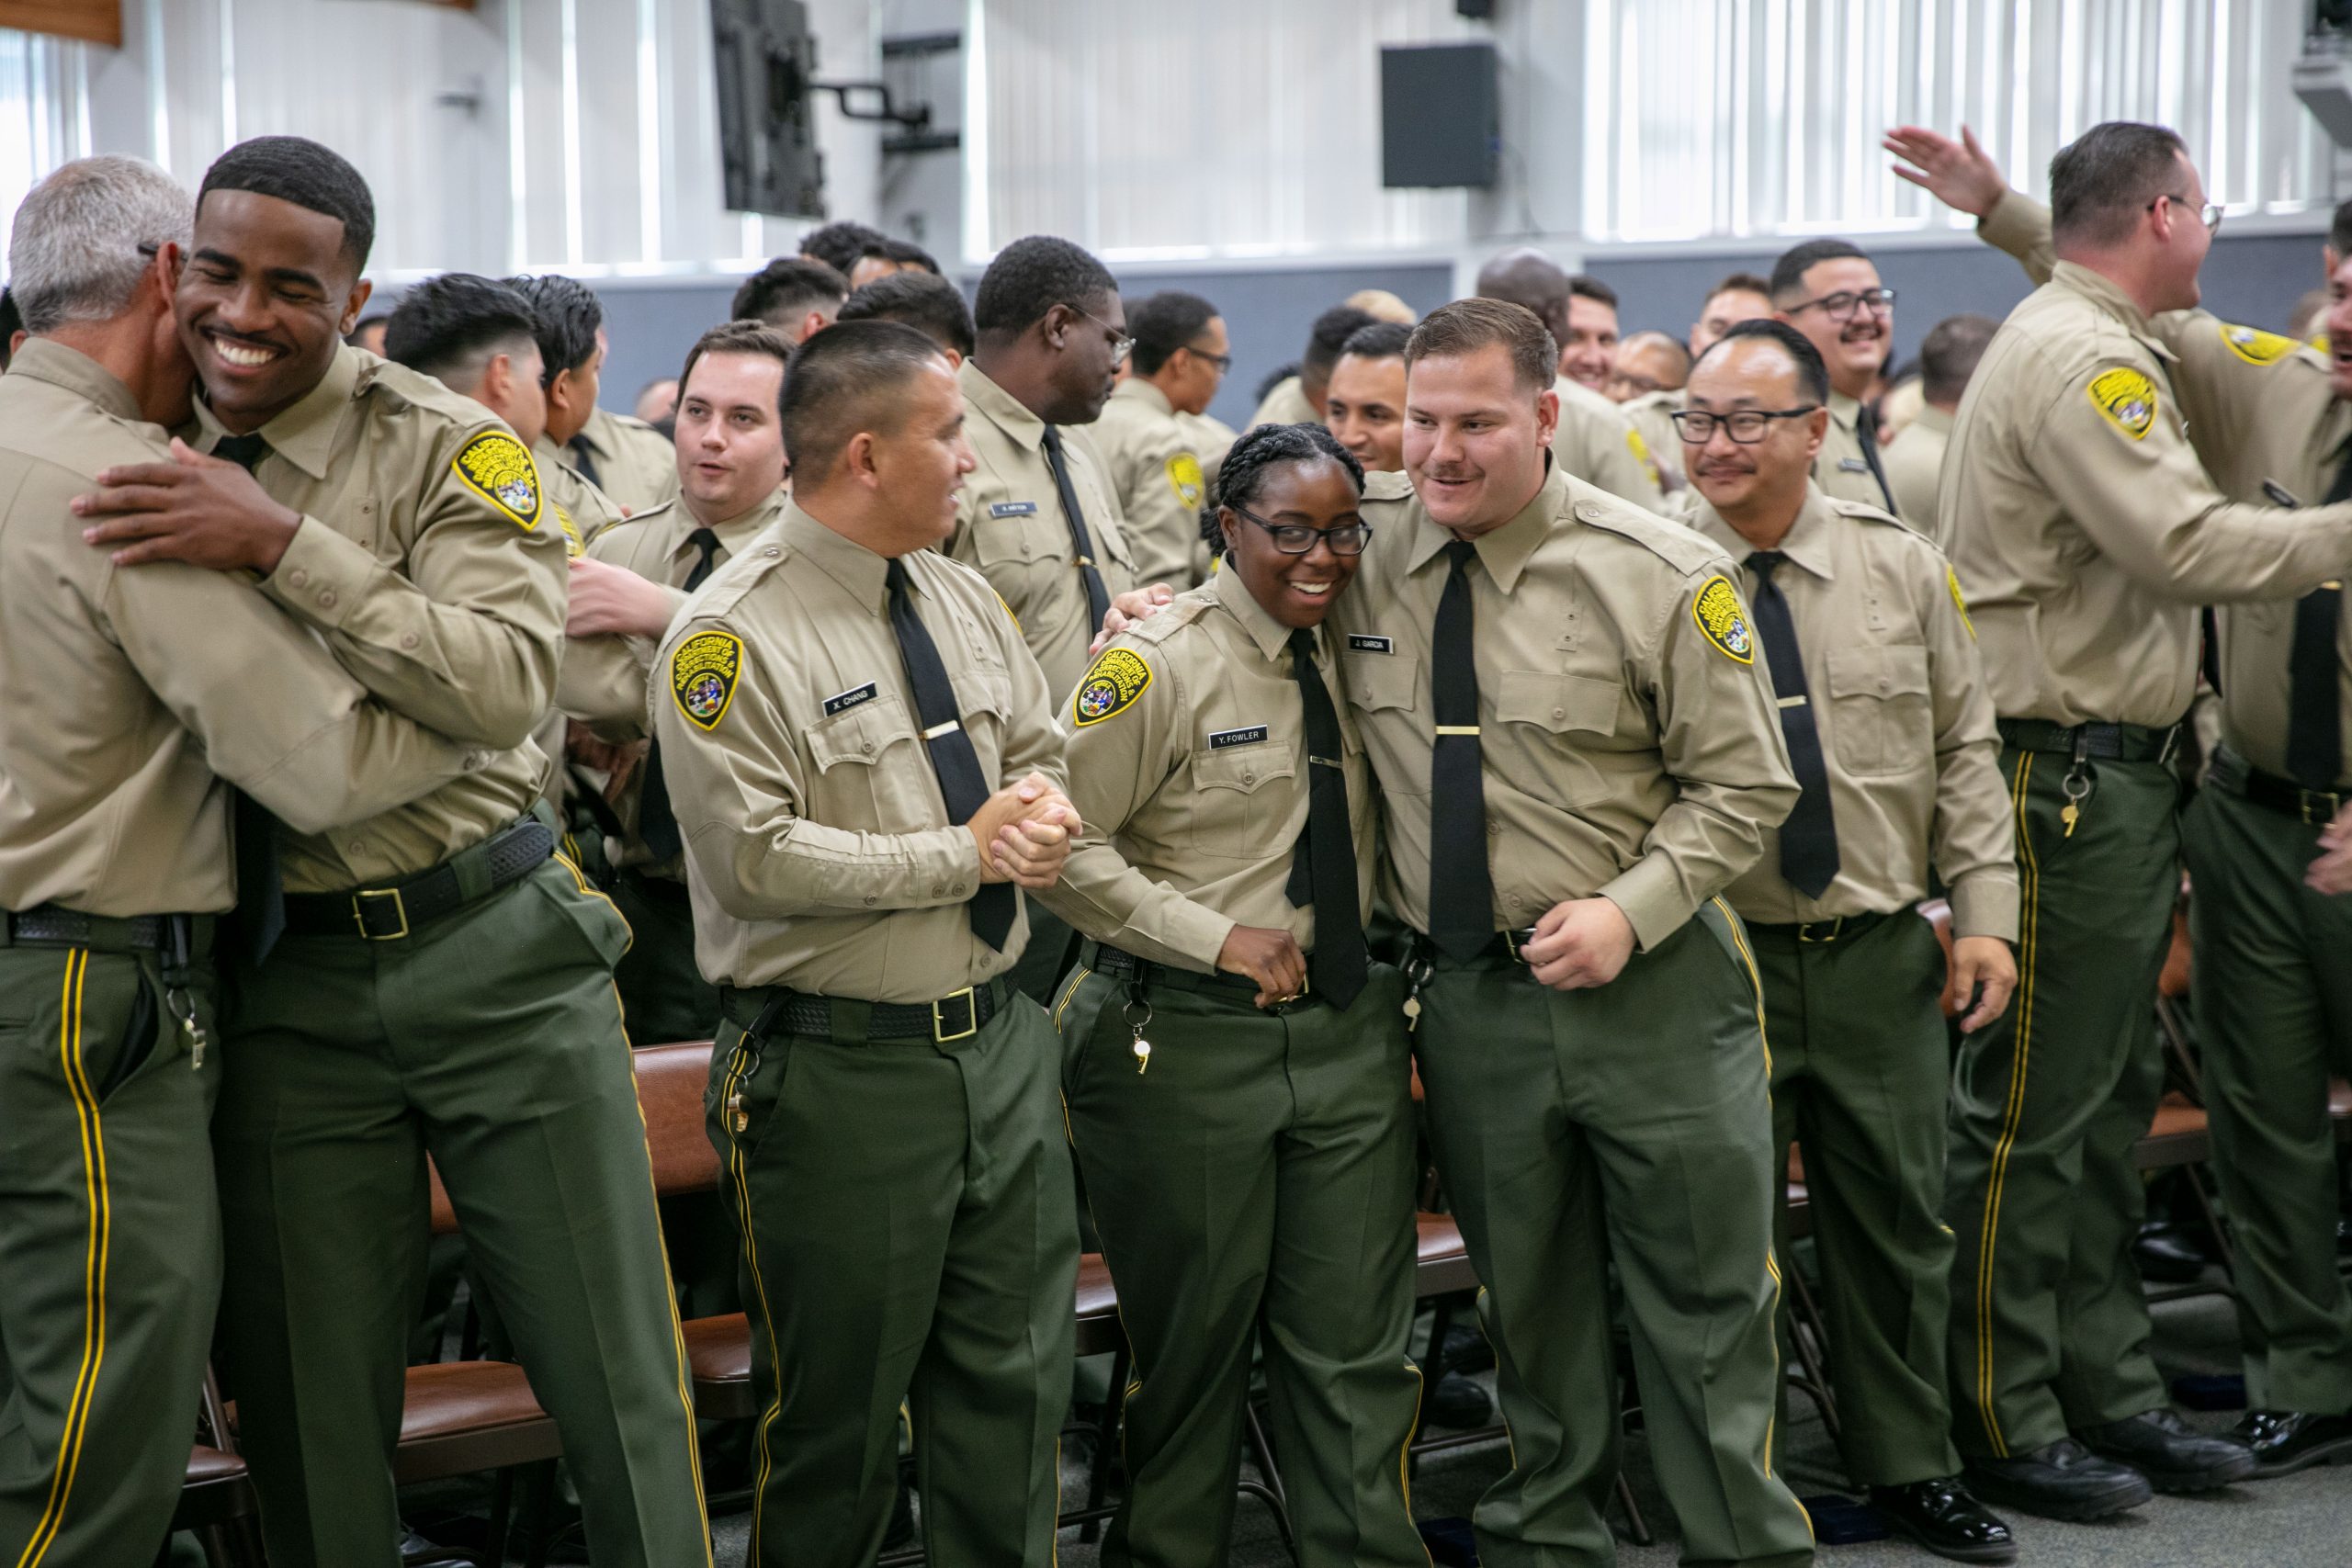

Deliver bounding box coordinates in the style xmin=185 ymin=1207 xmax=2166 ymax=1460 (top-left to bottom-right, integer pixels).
xmin=1428 ymin=540 xmax=1494 ymax=960
xmin=1040 ymin=426 xmax=1113 ymax=636
xmin=1746 ymin=551 xmax=1842 ymax=897
xmin=566 ymin=433 xmax=603 ymax=490
xmin=2287 ymin=451 xmax=2352 ymax=788
xmin=211 ymin=434 xmax=287 ymax=963
xmin=1853 ymin=401 xmax=1898 ymax=515
xmin=888 ymin=559 xmax=1018 ymax=950
xmin=1283 ymin=629 xmax=1368 ymax=1007
xmin=637 ymin=529 xmax=725 ymax=862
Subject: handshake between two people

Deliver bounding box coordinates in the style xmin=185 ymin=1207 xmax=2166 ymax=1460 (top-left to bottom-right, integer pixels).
xmin=969 ymin=773 xmax=1080 ymax=888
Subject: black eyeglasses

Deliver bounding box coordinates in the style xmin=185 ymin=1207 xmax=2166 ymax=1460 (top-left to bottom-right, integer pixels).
xmin=1784 ymin=287 xmax=1895 ymax=322
xmin=1670 ymin=406 xmax=1822 ymax=445
xmin=1182 ymin=344 xmax=1233 ymax=373
xmin=1228 ymin=501 xmax=1372 ymax=556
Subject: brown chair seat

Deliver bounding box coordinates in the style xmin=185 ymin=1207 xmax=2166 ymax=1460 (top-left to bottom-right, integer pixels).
xmin=2135 ymin=1098 xmax=2212 ymax=1171
xmin=1786 ymin=1179 xmax=1812 ymax=1241
xmin=684 ymin=1313 xmax=758 ymax=1421
xmin=391 ymin=1360 xmax=564 ymax=1484
xmin=172 ymin=1444 xmax=255 ymax=1531
xmin=1075 ymin=1252 xmax=1124 ymax=1357
xmin=1414 ymin=1211 xmax=1478 ymax=1297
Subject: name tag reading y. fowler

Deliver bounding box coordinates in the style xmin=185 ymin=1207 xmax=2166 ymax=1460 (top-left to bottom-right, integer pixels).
xmin=1208 ymin=726 xmax=1269 ymax=750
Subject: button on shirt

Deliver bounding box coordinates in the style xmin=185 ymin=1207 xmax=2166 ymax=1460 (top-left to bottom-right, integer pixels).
xmin=1040 ymin=571 xmax=1376 ymax=974
xmin=1341 ymin=465 xmax=1798 ymax=950
xmin=649 ymin=502 xmax=1069 ymax=1000
xmin=1688 ymin=487 xmax=2018 ymax=941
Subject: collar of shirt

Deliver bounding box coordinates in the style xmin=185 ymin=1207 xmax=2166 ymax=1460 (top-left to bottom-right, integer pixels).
xmin=2050 ymin=261 xmax=2175 ymax=359
xmin=957 ymin=357 xmax=1046 ymax=448
xmin=1913 ymin=402 xmax=1954 ymax=437
xmin=6 ymin=338 xmax=143 ymax=423
xmin=672 ymin=486 xmax=786 ymax=567
xmin=1203 ymin=565 xmax=1311 ymax=665
xmin=1404 ymin=461 xmax=1567 ymax=593
xmin=573 ymin=408 xmax=619 ymax=460
xmin=1688 ymin=482 xmax=1841 ymax=584
xmin=781 ymin=500 xmax=892 ymax=615
xmin=194 ymin=341 xmax=363 ymax=480
xmin=1111 ymin=378 xmax=1176 ymax=420
xmin=1826 ymin=388 xmax=1864 ymax=434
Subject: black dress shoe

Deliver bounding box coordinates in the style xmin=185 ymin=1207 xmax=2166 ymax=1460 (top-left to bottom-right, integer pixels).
xmin=2075 ymin=1408 xmax=2256 ymax=1492
xmin=2132 ymin=1225 xmax=2210 ymax=1284
xmin=2234 ymin=1409 xmax=2352 ymax=1477
xmin=1868 ymin=1477 xmax=2017 ymax=1564
xmin=1963 ymin=1438 xmax=2154 ymax=1521
xmin=1426 ymin=1371 xmax=1493 ymax=1428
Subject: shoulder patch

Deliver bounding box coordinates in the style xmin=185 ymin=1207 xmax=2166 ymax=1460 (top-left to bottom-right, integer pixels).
xmin=2086 ymin=367 xmax=2157 ymax=441
xmin=1947 ymin=564 xmax=1975 ymax=640
xmin=1164 ymin=451 xmax=1205 ymax=510
xmin=1690 ymin=575 xmax=1755 ymax=664
xmin=1072 ymin=647 xmax=1152 ymax=727
xmin=2220 ymin=321 xmax=2296 ymax=367
xmin=1625 ymin=425 xmax=1662 ymax=485
xmin=671 ymin=629 xmax=744 ymax=731
xmin=452 ymin=432 xmax=543 ymax=529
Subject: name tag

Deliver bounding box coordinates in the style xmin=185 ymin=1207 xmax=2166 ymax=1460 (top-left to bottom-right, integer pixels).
xmin=1208 ymin=725 xmax=1269 ymax=750
xmin=989 ymin=501 xmax=1038 ymax=518
xmin=1838 ymin=457 xmax=1871 ymax=474
xmin=822 ymin=682 xmax=878 ymax=717
xmin=1346 ymin=634 xmax=1394 ymax=654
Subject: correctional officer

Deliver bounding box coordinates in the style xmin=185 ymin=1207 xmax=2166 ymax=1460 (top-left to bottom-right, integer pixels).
xmin=508 ymin=276 xmax=668 ymax=517
xmin=730 ymin=254 xmax=849 ymax=344
xmin=1042 ymin=423 xmax=1424 ymax=1568
xmin=650 ymin=321 xmax=1081 ymax=1568
xmin=1861 ymin=119 xmax=2352 ymax=1519
xmin=1770 ymin=240 xmax=1902 ymax=514
xmin=1891 ymin=120 xmax=2352 ymax=1477
xmin=560 ymin=321 xmax=793 ymax=1044
xmin=1680 ymin=320 xmax=2020 ymax=1562
xmin=0 ymin=154 xmax=474 ymax=1568
xmin=1250 ymin=305 xmax=1375 ymax=428
xmin=1091 ymin=290 xmax=1228 ymax=587
xmin=1610 ymin=332 xmax=1694 ymax=496
xmin=74 ymin=136 xmax=709 ymax=1568
xmin=1692 ymin=271 xmax=1778 ymax=360
xmin=1883 ymin=315 xmax=1997 ymax=549
xmin=1475 ymin=248 xmax=1669 ymax=507
xmin=1557 ymin=274 xmax=1623 ymax=394
xmin=1325 ymin=320 xmax=1411 ymax=475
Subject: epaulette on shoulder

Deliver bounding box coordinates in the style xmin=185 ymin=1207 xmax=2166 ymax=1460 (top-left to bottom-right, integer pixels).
xmin=1826 ymin=497 xmax=1918 ymax=533
xmin=1120 ymin=592 xmax=1214 ymax=650
xmin=1565 ymin=481 xmax=1720 ymax=577
xmin=1361 ymin=468 xmax=1416 ymax=506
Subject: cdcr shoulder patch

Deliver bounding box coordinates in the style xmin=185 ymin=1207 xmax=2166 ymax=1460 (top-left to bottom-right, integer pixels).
xmin=453 ymin=431 xmax=543 ymax=529
xmin=1691 ymin=575 xmax=1755 ymax=664
xmin=1072 ymin=647 xmax=1152 ymax=727
xmin=2220 ymin=321 xmax=2296 ymax=367
xmin=2086 ymin=367 xmax=2157 ymax=441
xmin=671 ymin=629 xmax=744 ymax=731
xmin=1947 ymin=564 xmax=1975 ymax=640
xmin=1164 ymin=452 xmax=1205 ymax=510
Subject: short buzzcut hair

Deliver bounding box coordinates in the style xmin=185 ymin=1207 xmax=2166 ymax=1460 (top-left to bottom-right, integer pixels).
xmin=1695 ymin=318 xmax=1831 ymax=406
xmin=1567 ymin=275 xmax=1618 ymax=310
xmin=383 ymin=274 xmax=541 ymax=386
xmin=0 ymin=288 xmax=19 ymax=367
xmin=1917 ymin=313 xmax=1999 ymax=404
xmin=1705 ymin=270 xmax=1773 ymax=308
xmin=2331 ymin=199 xmax=2352 ymax=260
xmin=2049 ymin=120 xmax=2191 ymax=248
xmin=1340 ymin=321 xmax=1412 ymax=361
xmin=731 ymin=255 xmax=849 ymax=328
xmin=799 ymin=220 xmax=888 ymax=276
xmin=7 ymin=154 xmax=190 ymax=334
xmin=1305 ymin=304 xmax=1380 ymax=378
xmin=1404 ymin=298 xmax=1557 ymax=396
xmin=505 ymin=273 xmax=604 ymax=385
xmin=198 ymin=135 xmax=374 ymax=273
xmin=973 ymin=235 xmax=1117 ymax=336
xmin=678 ymin=319 xmax=797 ymax=413
xmin=1128 ymin=290 xmax=1220 ymax=376
xmin=836 ymin=271 xmax=975 ymax=358
xmin=862 ymin=237 xmax=942 ymax=276
xmin=1770 ymin=239 xmax=1870 ymax=303
xmin=776 ymin=319 xmax=947 ymax=482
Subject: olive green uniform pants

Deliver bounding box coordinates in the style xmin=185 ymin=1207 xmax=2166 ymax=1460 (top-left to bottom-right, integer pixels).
xmin=612 ymin=868 xmax=720 ymax=1047
xmin=1413 ymin=904 xmax=1815 ymax=1568
xmin=0 ymin=929 xmax=220 ymax=1566
xmin=212 ymin=857 xmax=710 ymax=1568
xmin=1945 ymin=750 xmax=2175 ymax=1459
xmin=1754 ymin=912 xmax=1963 ymax=1486
xmin=1057 ymin=952 xmax=1426 ymax=1568
xmin=707 ymin=978 xmax=1078 ymax=1568
xmin=2182 ymin=770 xmax=2352 ymax=1414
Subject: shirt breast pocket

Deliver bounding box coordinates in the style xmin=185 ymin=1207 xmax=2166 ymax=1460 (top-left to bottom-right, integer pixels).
xmin=1189 ymin=746 xmax=1298 ymax=859
xmin=807 ymin=694 xmax=931 ymax=826
xmin=1341 ymin=649 xmax=1425 ymax=796
xmin=1824 ymin=644 xmax=1933 ymax=778
xmin=1493 ymin=671 xmax=1620 ymax=807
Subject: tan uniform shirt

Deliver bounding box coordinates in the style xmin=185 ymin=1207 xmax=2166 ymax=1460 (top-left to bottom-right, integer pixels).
xmin=1343 ymin=464 xmax=1798 ymax=949
xmin=202 ymin=344 xmax=566 ymax=892
xmin=1811 ymin=390 xmax=1896 ymax=513
xmin=1883 ymin=405 xmax=1952 ymax=548
xmin=1981 ymin=190 xmax=2352 ymax=779
xmin=1941 ymin=257 xmax=2352 ymax=728
xmin=558 ymin=489 xmax=789 ymax=874
xmin=1036 ymin=572 xmax=1375 ymax=974
xmin=1622 ymin=389 xmax=1688 ymax=493
xmin=1248 ymin=375 xmax=1319 ymax=429
xmin=948 ymin=358 xmax=1140 ymax=697
xmin=0 ymin=341 xmax=471 ymax=916
xmin=1689 ymin=488 xmax=2018 ymax=940
xmin=535 ymin=434 xmax=628 ymax=553
xmin=650 ymin=502 xmax=1069 ymax=999
xmin=1091 ymin=378 xmax=1209 ymax=590
xmin=1182 ymin=409 xmax=1239 ymax=488
xmin=568 ymin=405 xmax=681 ymax=516
xmin=1552 ymin=377 xmax=1668 ymax=510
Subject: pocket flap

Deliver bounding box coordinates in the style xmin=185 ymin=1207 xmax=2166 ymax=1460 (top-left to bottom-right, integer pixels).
xmin=1825 ymin=645 xmax=1930 ymax=700
xmin=808 ymin=694 xmax=914 ymax=770
xmin=1340 ymin=649 xmax=1420 ymax=713
xmin=1193 ymin=747 xmax=1296 ymax=795
xmin=1495 ymin=670 xmax=1622 ymax=735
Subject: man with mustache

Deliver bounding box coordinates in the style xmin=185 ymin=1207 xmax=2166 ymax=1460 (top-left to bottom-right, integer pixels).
xmin=1770 ymin=239 xmax=1903 ymax=516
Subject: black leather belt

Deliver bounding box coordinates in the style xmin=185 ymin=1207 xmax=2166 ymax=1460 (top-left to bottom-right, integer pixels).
xmin=1085 ymin=941 xmax=1326 ymax=1010
xmin=280 ymin=818 xmax=556 ymax=940
xmin=1742 ymin=910 xmax=1891 ymax=944
xmin=1406 ymin=927 xmax=1542 ymax=968
xmin=1996 ymin=718 xmax=2180 ymax=763
xmin=2211 ymin=748 xmax=2349 ymax=825
xmin=4 ymin=908 xmax=187 ymax=953
xmin=720 ymin=976 xmax=1007 ymax=1044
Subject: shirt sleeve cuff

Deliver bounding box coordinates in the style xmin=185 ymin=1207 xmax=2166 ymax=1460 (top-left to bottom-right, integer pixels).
xmin=1596 ymin=858 xmax=1696 ymax=953
xmin=1948 ymin=875 xmax=2022 ymax=945
xmin=261 ymin=515 xmax=377 ymax=633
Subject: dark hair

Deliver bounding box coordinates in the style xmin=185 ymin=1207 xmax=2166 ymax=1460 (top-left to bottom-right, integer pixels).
xmin=679 ymin=319 xmax=797 ymax=412
xmin=1305 ymin=305 xmax=1380 ymax=377
xmin=1705 ymin=270 xmax=1773 ymax=307
xmin=859 ymin=236 xmax=941 ymax=275
xmin=1128 ymin=290 xmax=1219 ymax=376
xmin=1770 ymin=239 xmax=1871 ymax=303
xmin=0 ymin=288 xmax=19 ymax=369
xmin=1254 ymin=360 xmax=1302 ymax=402
xmin=1917 ymin=313 xmax=1999 ymax=404
xmin=198 ymin=134 xmax=376 ymax=273
xmin=972 ymin=234 xmax=1117 ymax=336
xmin=383 ymin=274 xmax=541 ymax=385
xmin=1567 ymin=275 xmax=1618 ymax=310
xmin=777 ymin=319 xmax=948 ymax=482
xmin=836 ymin=271 xmax=975 ymax=357
xmin=1695 ymin=318 xmax=1830 ymax=405
xmin=1339 ymin=321 xmax=1412 ymax=360
xmin=1405 ymin=298 xmax=1557 ymax=395
xmin=504 ymin=273 xmax=604 ymax=386
xmin=2332 ymin=199 xmax=2352 ymax=260
xmin=798 ymin=220 xmax=888 ymax=276
xmin=2049 ymin=120 xmax=2191 ymax=248
xmin=1204 ymin=422 xmax=1363 ymax=557
xmin=731 ymin=255 xmax=849 ymax=328
xmin=346 ymin=310 xmax=391 ymax=345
